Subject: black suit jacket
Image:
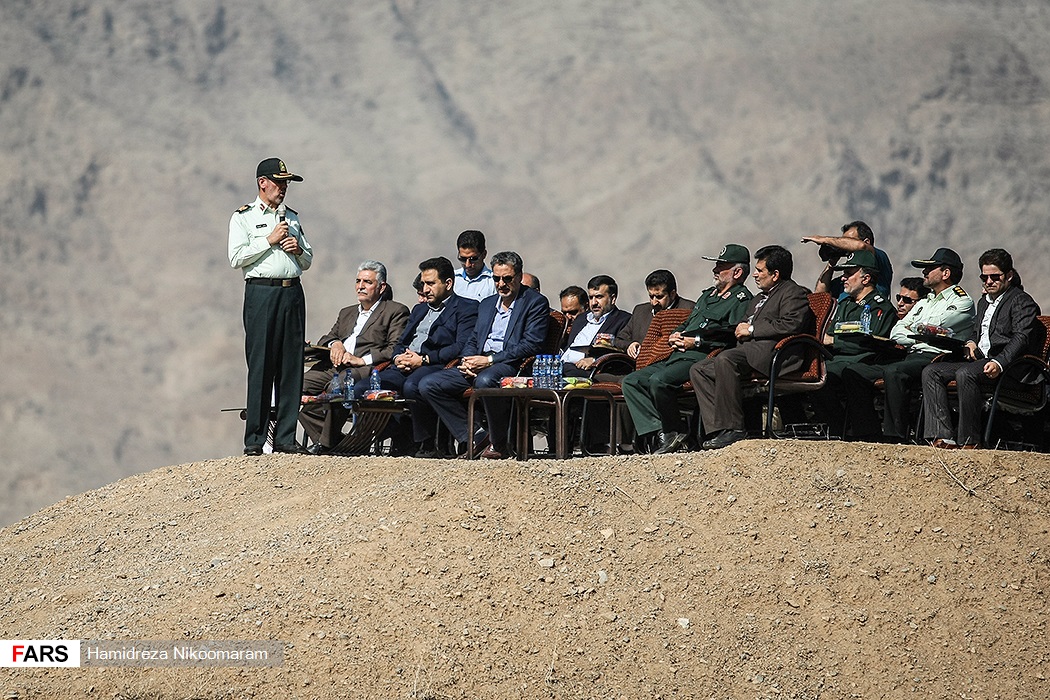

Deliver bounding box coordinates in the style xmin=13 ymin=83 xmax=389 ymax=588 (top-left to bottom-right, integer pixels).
xmin=394 ymin=293 xmax=480 ymax=367
xmin=566 ymin=307 xmax=632 ymax=353
xmin=968 ymin=286 xmax=1041 ymax=367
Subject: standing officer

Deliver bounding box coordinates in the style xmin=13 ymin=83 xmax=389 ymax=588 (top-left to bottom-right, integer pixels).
xmin=228 ymin=158 xmax=313 ymax=455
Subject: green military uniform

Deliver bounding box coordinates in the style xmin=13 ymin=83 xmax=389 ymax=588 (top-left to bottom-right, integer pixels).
xmin=809 ymin=289 xmax=896 ymax=434
xmin=622 ymin=284 xmax=753 ymax=436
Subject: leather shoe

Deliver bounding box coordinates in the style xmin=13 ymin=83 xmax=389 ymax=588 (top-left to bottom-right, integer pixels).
xmin=652 ymin=430 xmax=686 ymax=455
xmin=243 ymin=445 xmax=263 ymax=456
xmin=274 ymin=444 xmax=310 ymax=455
xmin=456 ymin=431 xmax=490 ymax=459
xmin=479 ymin=446 xmax=506 ymax=460
xmin=931 ymin=438 xmax=960 ymax=450
xmin=702 ymin=429 xmax=747 ymax=450
xmin=307 ymin=443 xmax=330 ymax=455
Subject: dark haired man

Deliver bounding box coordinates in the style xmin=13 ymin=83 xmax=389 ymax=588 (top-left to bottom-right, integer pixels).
xmin=558 ymin=286 xmax=588 ymax=348
xmin=622 ymin=245 xmax=753 ymax=454
xmin=362 ymin=257 xmax=480 ymax=457
xmin=419 ymin=251 xmax=550 ymax=459
xmin=561 ymin=275 xmax=632 ymax=376
xmin=690 ymin=245 xmax=814 ymax=449
xmin=895 ymin=277 xmax=924 ymax=320
xmin=228 ymin=157 xmax=313 ymax=456
xmin=802 ymin=220 xmax=893 ymax=298
xmin=453 ymin=229 xmax=496 ymax=302
xmin=614 ymin=269 xmax=694 ymax=359
xmin=842 ymin=247 xmax=975 ymax=442
xmin=922 ymin=249 xmax=1040 ymax=448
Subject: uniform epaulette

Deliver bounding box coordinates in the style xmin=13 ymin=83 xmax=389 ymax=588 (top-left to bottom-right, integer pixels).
xmin=952 ymin=286 xmax=967 ymax=297
xmin=871 ymin=293 xmax=886 ymax=303
xmin=736 ymin=290 xmax=749 ymax=300
xmin=235 ymin=204 xmax=252 ymax=214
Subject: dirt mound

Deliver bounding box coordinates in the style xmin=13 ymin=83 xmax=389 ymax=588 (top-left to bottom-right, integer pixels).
xmin=1 ymin=441 xmax=1047 ymax=698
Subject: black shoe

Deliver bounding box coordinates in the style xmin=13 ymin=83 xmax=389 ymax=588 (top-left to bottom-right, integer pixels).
xmin=307 ymin=443 xmax=330 ymax=455
xmin=244 ymin=445 xmax=263 ymax=456
xmin=274 ymin=444 xmax=310 ymax=455
xmin=701 ymin=429 xmax=747 ymax=450
xmin=652 ymin=430 xmax=687 ymax=455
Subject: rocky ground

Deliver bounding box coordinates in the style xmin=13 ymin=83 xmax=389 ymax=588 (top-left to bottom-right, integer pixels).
xmin=1 ymin=440 xmax=1047 ymax=699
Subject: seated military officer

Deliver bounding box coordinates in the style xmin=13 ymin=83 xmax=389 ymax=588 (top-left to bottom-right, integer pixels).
xmin=806 ymin=249 xmax=896 ymax=436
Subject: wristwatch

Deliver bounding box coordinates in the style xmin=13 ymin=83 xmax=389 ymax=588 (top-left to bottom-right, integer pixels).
xmin=748 ymin=324 xmax=755 ymax=336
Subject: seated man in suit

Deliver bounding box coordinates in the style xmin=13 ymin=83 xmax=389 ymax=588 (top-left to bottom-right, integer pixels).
xmin=614 ymin=269 xmax=695 ymax=359
xmin=690 ymin=245 xmax=815 ymax=450
xmin=806 ymin=249 xmax=897 ymax=436
xmin=418 ymin=251 xmax=550 ymax=459
xmin=622 ymin=244 xmax=753 ymax=454
xmin=922 ymin=248 xmax=1040 ymax=448
xmin=842 ymin=247 xmax=975 ymax=443
xmin=362 ymin=256 xmax=480 ymax=458
xmin=561 ymin=275 xmax=632 ymax=377
xmin=558 ymin=286 xmax=588 ymax=349
xmin=299 ymin=260 xmax=410 ymax=452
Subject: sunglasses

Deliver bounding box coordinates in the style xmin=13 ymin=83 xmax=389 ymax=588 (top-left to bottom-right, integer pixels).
xmin=494 ymin=275 xmax=517 ymax=284
xmin=979 ymin=273 xmax=1004 ymax=283
xmin=896 ymin=294 xmax=920 ymax=304
xmin=458 ymin=255 xmax=482 ymax=264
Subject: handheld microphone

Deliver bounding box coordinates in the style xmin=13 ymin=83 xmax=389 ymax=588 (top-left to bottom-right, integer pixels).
xmin=277 ymin=203 xmax=287 ymax=223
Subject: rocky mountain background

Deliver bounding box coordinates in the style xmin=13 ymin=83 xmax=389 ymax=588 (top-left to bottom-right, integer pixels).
xmin=3 ymin=0 xmax=1050 ymax=524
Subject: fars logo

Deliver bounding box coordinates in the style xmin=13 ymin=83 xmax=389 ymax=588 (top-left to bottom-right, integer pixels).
xmin=1 ymin=640 xmax=81 ymax=667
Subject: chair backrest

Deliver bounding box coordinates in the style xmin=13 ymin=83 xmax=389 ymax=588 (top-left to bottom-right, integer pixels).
xmin=521 ymin=310 xmax=567 ymax=374
xmin=635 ymin=308 xmax=692 ymax=369
xmin=1027 ymin=316 xmax=1050 ymax=362
xmin=809 ymin=291 xmax=836 ymax=339
xmin=784 ymin=292 xmax=835 ymax=381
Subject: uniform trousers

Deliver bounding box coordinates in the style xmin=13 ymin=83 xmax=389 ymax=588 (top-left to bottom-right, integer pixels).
xmin=806 ymin=353 xmax=875 ymax=437
xmin=921 ymin=361 xmax=994 ymax=446
xmin=243 ymin=281 xmax=305 ymax=450
xmin=841 ymin=352 xmax=938 ymax=439
xmin=621 ymin=352 xmax=705 ymax=436
xmin=417 ymin=363 xmax=518 ymax=449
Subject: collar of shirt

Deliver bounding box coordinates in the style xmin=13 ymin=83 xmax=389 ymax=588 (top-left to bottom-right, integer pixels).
xmin=458 ymin=266 xmax=493 ymax=281
xmin=586 ymin=310 xmax=610 ymax=326
xmin=254 ymin=197 xmax=278 ymax=215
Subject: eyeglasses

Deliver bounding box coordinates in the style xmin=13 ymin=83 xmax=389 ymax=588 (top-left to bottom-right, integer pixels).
xmin=493 ymin=275 xmax=516 ymax=284
xmin=458 ymin=255 xmax=482 ymax=264
xmin=979 ymin=273 xmax=1004 ymax=283
xmin=896 ymin=294 xmax=920 ymax=304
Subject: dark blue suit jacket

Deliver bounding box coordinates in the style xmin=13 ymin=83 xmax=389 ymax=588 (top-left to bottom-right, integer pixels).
xmin=394 ymin=293 xmax=480 ymax=367
xmin=464 ymin=286 xmax=551 ymax=369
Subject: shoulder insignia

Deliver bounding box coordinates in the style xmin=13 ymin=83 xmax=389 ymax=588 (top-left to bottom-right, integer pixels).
xmin=234 ymin=204 xmax=252 ymax=214
xmin=871 ymin=293 xmax=886 ymax=303
xmin=952 ymin=286 xmax=967 ymax=297
xmin=736 ymin=290 xmax=748 ymax=300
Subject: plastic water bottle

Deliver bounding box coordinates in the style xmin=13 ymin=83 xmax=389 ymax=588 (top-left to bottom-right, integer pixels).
xmin=342 ymin=370 xmax=354 ymax=409
xmin=541 ymin=355 xmax=552 ymax=389
xmin=860 ymin=304 xmax=872 ymax=334
xmin=327 ymin=372 xmax=344 ymax=399
xmin=534 ymin=355 xmax=546 ymax=388
xmin=553 ymin=353 xmax=563 ymax=389
xmin=369 ymin=368 xmax=381 ymax=391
